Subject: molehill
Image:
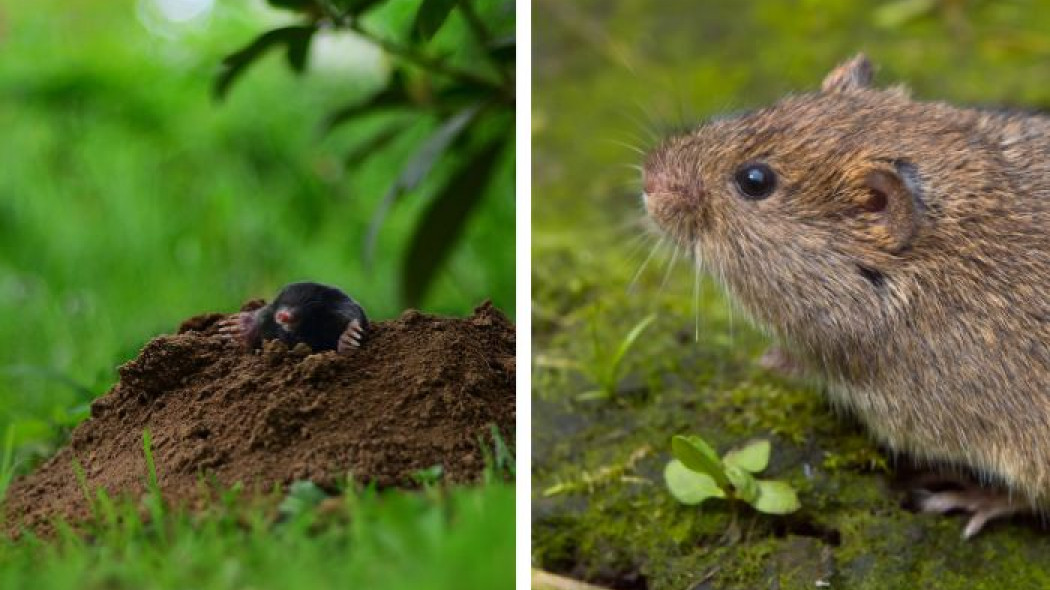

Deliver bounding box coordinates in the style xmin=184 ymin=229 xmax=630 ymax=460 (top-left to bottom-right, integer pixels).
xmin=4 ymin=301 xmax=515 ymax=535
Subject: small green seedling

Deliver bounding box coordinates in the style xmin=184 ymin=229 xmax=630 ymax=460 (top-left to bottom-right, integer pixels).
xmin=411 ymin=465 xmax=445 ymax=486
xmin=664 ymin=434 xmax=800 ymax=515
xmin=578 ymin=313 xmax=656 ymax=400
xmin=278 ymin=480 xmax=329 ymax=518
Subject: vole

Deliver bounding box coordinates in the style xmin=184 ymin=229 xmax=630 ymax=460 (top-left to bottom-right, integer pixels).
xmin=219 ymin=282 xmax=368 ymax=353
xmin=643 ymin=54 xmax=1050 ymax=538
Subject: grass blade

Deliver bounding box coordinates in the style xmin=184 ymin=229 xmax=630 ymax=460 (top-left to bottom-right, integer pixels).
xmin=0 ymin=426 xmax=15 ymax=502
xmin=602 ymin=314 xmax=655 ymax=388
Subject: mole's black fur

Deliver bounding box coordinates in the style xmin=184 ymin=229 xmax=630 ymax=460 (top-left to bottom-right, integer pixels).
xmin=257 ymin=282 xmax=367 ymax=352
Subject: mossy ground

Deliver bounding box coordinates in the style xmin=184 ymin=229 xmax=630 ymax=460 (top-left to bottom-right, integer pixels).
xmin=532 ymin=1 xmax=1050 ymax=587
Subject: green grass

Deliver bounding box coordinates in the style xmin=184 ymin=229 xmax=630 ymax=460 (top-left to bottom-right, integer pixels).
xmin=0 ymin=480 xmax=514 ymax=590
xmin=0 ymin=1 xmax=514 ymax=587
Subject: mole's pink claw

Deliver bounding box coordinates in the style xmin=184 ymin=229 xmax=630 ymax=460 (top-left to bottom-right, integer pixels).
xmin=217 ymin=311 xmax=254 ymax=344
xmin=337 ymin=319 xmax=365 ymax=353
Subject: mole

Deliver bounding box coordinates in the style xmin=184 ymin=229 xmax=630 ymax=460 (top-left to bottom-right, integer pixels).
xmin=218 ymin=281 xmax=367 ymax=353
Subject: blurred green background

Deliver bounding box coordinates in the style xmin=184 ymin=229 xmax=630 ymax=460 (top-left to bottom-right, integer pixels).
xmin=532 ymin=1 xmax=1050 ymax=588
xmin=0 ymin=0 xmax=513 ymax=469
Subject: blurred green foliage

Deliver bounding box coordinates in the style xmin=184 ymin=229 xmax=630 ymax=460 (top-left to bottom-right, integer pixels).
xmin=216 ymin=0 xmax=514 ymax=307
xmin=0 ymin=0 xmax=512 ymax=470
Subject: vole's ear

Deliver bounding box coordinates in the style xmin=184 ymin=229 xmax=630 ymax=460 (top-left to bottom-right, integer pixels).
xmin=859 ymin=163 xmax=922 ymax=253
xmin=822 ymin=54 xmax=873 ymax=93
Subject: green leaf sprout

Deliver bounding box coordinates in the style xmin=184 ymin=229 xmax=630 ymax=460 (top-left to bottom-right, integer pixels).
xmin=664 ymin=435 xmax=800 ymax=515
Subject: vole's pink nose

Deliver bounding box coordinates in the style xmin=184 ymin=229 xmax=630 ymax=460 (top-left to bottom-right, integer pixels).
xmin=642 ymin=166 xmax=704 ymax=216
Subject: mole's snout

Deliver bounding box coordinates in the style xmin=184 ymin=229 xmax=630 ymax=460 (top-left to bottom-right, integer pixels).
xmin=275 ymin=308 xmax=297 ymax=329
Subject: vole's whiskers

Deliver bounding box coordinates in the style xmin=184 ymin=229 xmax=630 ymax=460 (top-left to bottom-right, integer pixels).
xmin=621 ymin=100 xmax=664 ymax=146
xmin=611 ymin=215 xmax=650 ymax=236
xmin=628 ymin=236 xmax=663 ymax=294
xmin=610 ymin=178 xmax=644 ymax=197
xmin=671 ymin=80 xmax=696 ymax=133
xmin=604 ymin=137 xmax=647 ymax=157
xmin=621 ymin=228 xmax=657 ymax=267
xmin=728 ymin=295 xmax=737 ymax=350
xmin=694 ymin=263 xmax=701 ymax=342
xmin=659 ymin=244 xmax=681 ymax=294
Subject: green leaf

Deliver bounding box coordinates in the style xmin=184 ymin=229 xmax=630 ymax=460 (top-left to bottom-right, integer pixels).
xmin=664 ymin=459 xmax=725 ymax=505
xmin=723 ymin=439 xmax=770 ymax=473
xmin=671 ymin=435 xmax=728 ymax=488
xmin=214 ymin=26 xmax=317 ymax=100
xmin=751 ymin=480 xmax=801 ymax=514
xmin=487 ymin=35 xmax=515 ymax=65
xmin=327 ymin=0 xmax=387 ymax=17
xmin=285 ymin=29 xmax=314 ymax=73
xmin=411 ymin=464 xmax=444 ymax=485
xmin=400 ymin=133 xmax=507 ymax=307
xmin=322 ymin=71 xmax=413 ymax=134
xmin=576 ymin=389 xmax=610 ymax=401
xmin=414 ymin=0 xmax=460 ymax=41
xmin=266 ymin=0 xmax=315 ymax=10
xmin=724 ymin=464 xmax=758 ymax=503
xmin=873 ymin=0 xmax=937 ymax=29
xmin=278 ymin=480 xmax=329 ymax=516
xmin=365 ymin=102 xmax=482 ymax=264
xmin=342 ymin=121 xmax=413 ymax=167
xmin=434 ymin=81 xmax=503 ymax=109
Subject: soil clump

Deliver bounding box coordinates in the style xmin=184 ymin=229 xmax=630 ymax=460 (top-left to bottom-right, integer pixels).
xmin=4 ymin=301 xmax=515 ymax=535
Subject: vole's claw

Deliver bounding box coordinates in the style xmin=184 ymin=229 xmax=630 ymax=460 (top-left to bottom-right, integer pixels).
xmin=916 ymin=486 xmax=1025 ymax=539
xmin=337 ymin=319 xmax=365 ymax=353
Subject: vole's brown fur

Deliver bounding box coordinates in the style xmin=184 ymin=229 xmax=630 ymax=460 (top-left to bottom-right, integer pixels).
xmin=644 ymin=55 xmax=1050 ymax=522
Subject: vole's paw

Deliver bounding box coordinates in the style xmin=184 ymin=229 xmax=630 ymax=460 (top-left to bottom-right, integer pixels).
xmin=337 ymin=319 xmax=365 ymax=353
xmin=217 ymin=312 xmax=254 ymax=344
xmin=915 ymin=486 xmax=1024 ymax=539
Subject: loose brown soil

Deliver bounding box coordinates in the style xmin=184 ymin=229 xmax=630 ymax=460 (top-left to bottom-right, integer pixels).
xmin=4 ymin=302 xmax=515 ymax=535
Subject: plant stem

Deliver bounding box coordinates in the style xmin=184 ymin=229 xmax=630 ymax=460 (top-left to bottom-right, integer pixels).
xmin=346 ymin=20 xmax=511 ymax=100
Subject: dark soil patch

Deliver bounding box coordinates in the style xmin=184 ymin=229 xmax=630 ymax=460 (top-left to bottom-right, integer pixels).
xmin=4 ymin=301 xmax=515 ymax=535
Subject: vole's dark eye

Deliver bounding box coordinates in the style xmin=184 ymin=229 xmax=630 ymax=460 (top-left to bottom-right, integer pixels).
xmin=733 ymin=163 xmax=776 ymax=200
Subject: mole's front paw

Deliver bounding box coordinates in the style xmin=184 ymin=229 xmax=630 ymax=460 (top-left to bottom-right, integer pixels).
xmin=337 ymin=319 xmax=365 ymax=353
xmin=217 ymin=311 xmax=255 ymax=346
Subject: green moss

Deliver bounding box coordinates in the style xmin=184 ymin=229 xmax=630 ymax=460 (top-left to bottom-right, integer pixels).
xmin=705 ymin=380 xmax=828 ymax=445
